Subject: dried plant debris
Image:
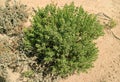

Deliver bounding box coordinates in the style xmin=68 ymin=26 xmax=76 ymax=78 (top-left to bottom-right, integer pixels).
xmin=0 ymin=35 xmax=17 ymax=64
xmin=0 ymin=0 xmax=29 ymax=35
xmin=96 ymin=12 xmax=117 ymax=29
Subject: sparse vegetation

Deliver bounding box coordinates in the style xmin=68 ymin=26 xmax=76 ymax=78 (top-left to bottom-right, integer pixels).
xmin=23 ymin=3 xmax=104 ymax=78
xmin=0 ymin=0 xmax=29 ymax=35
xmin=96 ymin=13 xmax=117 ymax=29
xmin=22 ymin=70 xmax=34 ymax=78
xmin=107 ymin=19 xmax=117 ymax=29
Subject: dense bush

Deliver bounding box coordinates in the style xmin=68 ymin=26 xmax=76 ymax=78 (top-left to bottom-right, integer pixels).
xmin=23 ymin=3 xmax=104 ymax=77
xmin=0 ymin=0 xmax=29 ymax=35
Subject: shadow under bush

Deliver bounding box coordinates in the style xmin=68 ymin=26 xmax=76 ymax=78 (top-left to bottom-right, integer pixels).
xmin=0 ymin=76 xmax=6 ymax=82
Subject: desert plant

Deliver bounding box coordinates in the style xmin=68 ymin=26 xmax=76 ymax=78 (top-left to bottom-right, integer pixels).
xmin=0 ymin=0 xmax=29 ymax=35
xmin=23 ymin=3 xmax=104 ymax=78
xmin=22 ymin=70 xmax=34 ymax=78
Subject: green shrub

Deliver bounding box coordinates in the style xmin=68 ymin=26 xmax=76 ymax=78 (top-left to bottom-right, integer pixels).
xmin=0 ymin=0 xmax=29 ymax=35
xmin=23 ymin=3 xmax=104 ymax=77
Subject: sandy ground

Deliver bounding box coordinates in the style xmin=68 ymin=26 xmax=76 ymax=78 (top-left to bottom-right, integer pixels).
xmin=0 ymin=0 xmax=120 ymax=82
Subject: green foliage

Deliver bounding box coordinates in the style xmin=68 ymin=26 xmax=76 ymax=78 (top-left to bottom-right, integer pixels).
xmin=22 ymin=70 xmax=34 ymax=78
xmin=0 ymin=0 xmax=29 ymax=35
xmin=23 ymin=3 xmax=104 ymax=77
